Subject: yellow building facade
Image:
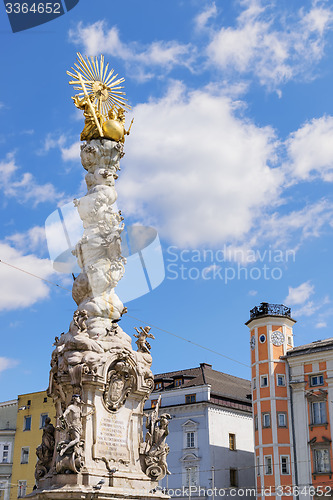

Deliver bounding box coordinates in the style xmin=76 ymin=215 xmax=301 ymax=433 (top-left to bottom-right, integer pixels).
xmin=10 ymin=392 xmax=55 ymax=499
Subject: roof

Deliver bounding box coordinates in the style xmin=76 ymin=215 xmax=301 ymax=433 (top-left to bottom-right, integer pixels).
xmin=285 ymin=337 xmax=333 ymax=358
xmin=154 ymin=363 xmax=251 ymax=404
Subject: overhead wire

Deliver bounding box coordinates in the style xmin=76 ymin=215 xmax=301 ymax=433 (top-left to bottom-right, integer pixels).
xmin=0 ymin=259 xmax=250 ymax=368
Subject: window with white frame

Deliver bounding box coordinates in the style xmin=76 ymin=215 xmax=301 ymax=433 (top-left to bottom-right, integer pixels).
xmin=260 ymin=375 xmax=268 ymax=388
xmin=311 ymin=401 xmax=327 ymax=425
xmin=252 ymin=377 xmax=256 ymax=390
xmin=0 ymin=481 xmax=6 ymax=500
xmin=0 ymin=443 xmax=11 ymax=463
xmin=262 ymin=413 xmax=271 ymax=428
xmin=256 ymin=456 xmax=260 ymax=475
xmin=183 ymin=420 xmax=198 ymax=450
xmin=20 ymin=447 xmax=29 ymax=464
xmin=185 ymin=466 xmax=198 ymax=487
xmin=310 ymin=375 xmax=324 ymax=387
xmin=254 ymin=415 xmax=258 ymax=431
xmin=281 ymin=455 xmax=290 ymax=474
xmin=277 ymin=374 xmax=286 ymax=387
xmin=264 ymin=456 xmax=273 ymax=475
xmin=17 ymin=480 xmax=27 ymax=498
xmin=186 ymin=432 xmax=195 ymax=448
xmin=277 ymin=412 xmax=287 ymax=427
xmin=313 ymin=449 xmax=331 ymax=473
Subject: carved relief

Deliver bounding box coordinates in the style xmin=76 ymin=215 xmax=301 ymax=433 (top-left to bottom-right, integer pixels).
xmin=104 ymin=358 xmax=135 ymax=411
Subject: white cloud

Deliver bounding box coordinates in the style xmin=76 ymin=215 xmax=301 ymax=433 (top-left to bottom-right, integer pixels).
xmin=285 ymin=281 xmax=315 ymax=305
xmin=195 ymin=3 xmax=217 ymax=31
xmin=69 ymin=22 xmax=195 ymax=80
xmin=286 ymin=116 xmax=333 ymax=181
xmin=206 ymin=0 xmax=333 ymax=89
xmin=38 ymin=133 xmax=66 ymax=155
xmin=6 ymin=226 xmax=47 ymax=254
xmin=253 ymin=199 xmax=333 ymax=250
xmin=61 ymin=141 xmax=81 ymax=162
xmin=316 ymin=321 xmax=327 ymax=328
xmin=0 ymin=357 xmax=19 ymax=374
xmin=0 ymin=153 xmax=64 ymax=207
xmin=248 ymin=290 xmax=258 ymax=296
xmin=0 ymin=242 xmax=55 ymax=311
xmin=202 ymin=264 xmax=221 ymax=278
xmin=118 ymin=81 xmax=281 ymax=247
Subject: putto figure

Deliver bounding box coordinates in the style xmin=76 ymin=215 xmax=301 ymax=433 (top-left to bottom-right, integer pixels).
xmin=134 ymin=326 xmax=155 ymax=353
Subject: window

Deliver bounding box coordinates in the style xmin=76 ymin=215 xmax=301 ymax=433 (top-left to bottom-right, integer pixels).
xmin=262 ymin=413 xmax=271 ymax=428
xmin=260 ymin=375 xmax=268 ymax=388
xmin=17 ymin=480 xmax=27 ymax=498
xmin=185 ymin=466 xmax=198 ymax=487
xmin=287 ymin=336 xmax=292 ymax=346
xmin=154 ymin=382 xmax=162 ymax=390
xmin=311 ymin=401 xmax=327 ymax=425
xmin=185 ymin=394 xmax=196 ymax=404
xmin=256 ymin=456 xmax=260 ymax=476
xmin=254 ymin=415 xmax=258 ymax=431
xmin=21 ymin=447 xmax=29 ymax=464
xmin=252 ymin=378 xmax=256 ymax=390
xmin=175 ymin=378 xmax=182 ymax=387
xmin=311 ymin=375 xmax=324 ymax=387
xmin=43 ymin=397 xmax=48 ymax=403
xmin=151 ymin=399 xmax=158 ymax=409
xmin=1 ymin=445 xmax=9 ymax=464
xmin=277 ymin=412 xmax=287 ymax=428
xmin=277 ymin=374 xmax=286 ymax=387
xmin=229 ymin=433 xmax=236 ymax=451
xmin=27 ymin=400 xmax=31 ymax=406
xmin=23 ymin=416 xmax=31 ymax=431
xmin=264 ymin=456 xmax=273 ymax=475
xmin=313 ymin=449 xmax=331 ymax=474
xmin=40 ymin=413 xmax=48 ymax=429
xmin=230 ymin=468 xmax=238 ymax=487
xmin=281 ymin=456 xmax=290 ymax=475
xmin=186 ymin=432 xmax=195 ymax=448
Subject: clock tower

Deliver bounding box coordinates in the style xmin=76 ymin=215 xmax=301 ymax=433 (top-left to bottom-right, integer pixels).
xmin=246 ymin=303 xmax=296 ymax=500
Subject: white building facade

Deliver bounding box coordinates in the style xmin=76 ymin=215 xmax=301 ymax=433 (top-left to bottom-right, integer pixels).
xmin=144 ymin=363 xmax=255 ymax=499
xmin=0 ymin=400 xmax=17 ymax=500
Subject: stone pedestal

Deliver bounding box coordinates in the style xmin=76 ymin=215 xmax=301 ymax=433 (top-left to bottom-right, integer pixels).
xmin=30 ymin=139 xmax=170 ymax=500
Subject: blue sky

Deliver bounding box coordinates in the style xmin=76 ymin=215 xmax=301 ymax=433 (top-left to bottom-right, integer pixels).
xmin=1 ymin=0 xmax=333 ymax=401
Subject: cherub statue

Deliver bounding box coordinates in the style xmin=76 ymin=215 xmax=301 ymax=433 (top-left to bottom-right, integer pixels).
xmin=134 ymin=326 xmax=155 ymax=353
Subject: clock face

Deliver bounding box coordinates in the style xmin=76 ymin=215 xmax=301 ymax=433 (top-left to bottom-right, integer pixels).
xmin=271 ymin=330 xmax=284 ymax=346
xmin=250 ymin=336 xmax=256 ymax=350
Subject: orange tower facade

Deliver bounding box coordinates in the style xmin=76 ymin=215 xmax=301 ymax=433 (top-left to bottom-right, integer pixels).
xmin=246 ymin=303 xmax=296 ymax=500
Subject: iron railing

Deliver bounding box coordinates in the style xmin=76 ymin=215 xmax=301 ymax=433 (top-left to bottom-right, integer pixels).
xmin=249 ymin=302 xmax=291 ymax=319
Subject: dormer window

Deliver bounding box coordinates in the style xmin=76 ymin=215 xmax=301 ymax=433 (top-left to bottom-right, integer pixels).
xmin=175 ymin=378 xmax=182 ymax=387
xmin=154 ymin=382 xmax=162 ymax=390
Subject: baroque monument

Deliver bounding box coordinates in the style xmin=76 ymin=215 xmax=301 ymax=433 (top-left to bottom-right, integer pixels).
xmin=31 ymin=53 xmax=170 ymax=500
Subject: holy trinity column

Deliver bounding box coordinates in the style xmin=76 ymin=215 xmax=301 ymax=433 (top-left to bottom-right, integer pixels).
xmin=31 ymin=53 xmax=170 ymax=500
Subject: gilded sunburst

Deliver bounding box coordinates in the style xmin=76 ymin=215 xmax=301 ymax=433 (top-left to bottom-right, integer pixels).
xmin=67 ymin=52 xmax=130 ymax=118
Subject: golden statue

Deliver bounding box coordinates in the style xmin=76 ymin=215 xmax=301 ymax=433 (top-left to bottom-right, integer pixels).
xmin=67 ymin=53 xmax=133 ymax=142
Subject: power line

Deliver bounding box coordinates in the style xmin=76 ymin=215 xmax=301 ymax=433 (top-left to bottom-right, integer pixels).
xmin=0 ymin=259 xmax=250 ymax=368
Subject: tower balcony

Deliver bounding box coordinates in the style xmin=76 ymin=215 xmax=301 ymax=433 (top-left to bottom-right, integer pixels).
xmin=249 ymin=302 xmax=292 ymax=320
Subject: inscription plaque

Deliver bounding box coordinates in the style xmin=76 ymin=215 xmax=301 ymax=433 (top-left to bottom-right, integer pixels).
xmin=95 ymin=413 xmax=130 ymax=461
